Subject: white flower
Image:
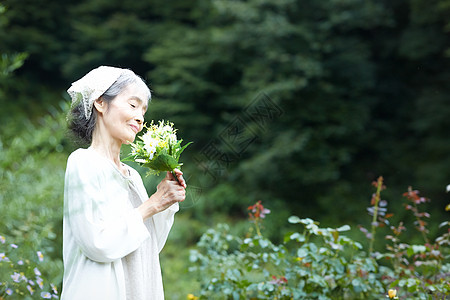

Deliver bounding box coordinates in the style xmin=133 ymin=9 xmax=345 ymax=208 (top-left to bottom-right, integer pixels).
xmin=27 ymin=285 xmax=34 ymax=295
xmin=11 ymin=272 xmax=21 ymax=282
xmin=135 ymin=158 xmax=147 ymax=164
xmin=37 ymin=277 xmax=44 ymax=289
xmin=142 ymin=133 xmax=157 ymax=148
xmin=144 ymin=143 xmax=156 ymax=156
xmin=446 ymin=184 xmax=450 ymax=192
xmin=141 ymin=133 xmax=158 ymax=158
xmin=141 ymin=131 xmax=151 ymax=143
xmin=147 ymin=147 xmax=156 ymax=160
xmin=168 ymin=133 xmax=177 ymax=144
xmin=37 ymin=251 xmax=44 ymax=262
xmin=0 ymin=252 xmax=8 ymax=262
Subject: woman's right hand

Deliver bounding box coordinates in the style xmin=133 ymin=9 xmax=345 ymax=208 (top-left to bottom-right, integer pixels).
xmin=138 ymin=171 xmax=186 ymax=220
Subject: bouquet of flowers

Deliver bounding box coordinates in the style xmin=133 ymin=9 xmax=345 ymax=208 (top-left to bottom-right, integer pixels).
xmin=124 ymin=120 xmax=192 ymax=183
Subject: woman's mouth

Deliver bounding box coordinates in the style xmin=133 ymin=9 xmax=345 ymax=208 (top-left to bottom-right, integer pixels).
xmin=129 ymin=124 xmax=139 ymax=134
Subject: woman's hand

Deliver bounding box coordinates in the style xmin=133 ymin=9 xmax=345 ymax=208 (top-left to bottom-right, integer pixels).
xmin=172 ymin=168 xmax=187 ymax=189
xmin=138 ymin=169 xmax=186 ymax=220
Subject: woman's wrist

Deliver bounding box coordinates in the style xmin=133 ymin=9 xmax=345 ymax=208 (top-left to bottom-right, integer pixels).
xmin=137 ymin=194 xmax=159 ymax=220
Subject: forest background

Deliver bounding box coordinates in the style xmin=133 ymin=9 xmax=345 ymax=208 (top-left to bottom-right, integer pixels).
xmin=0 ymin=0 xmax=449 ymax=299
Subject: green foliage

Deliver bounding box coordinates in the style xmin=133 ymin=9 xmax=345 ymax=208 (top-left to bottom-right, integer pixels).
xmin=139 ymin=0 xmax=450 ymax=226
xmin=190 ymin=221 xmax=385 ymax=299
xmin=0 ymin=103 xmax=70 ymax=298
xmin=0 ymin=52 xmax=28 ymax=78
xmin=0 ymin=51 xmax=28 ymax=128
xmin=0 ymin=0 xmax=449 ymax=225
xmin=189 ymin=184 xmax=450 ymax=299
xmin=1 ymin=0 xmax=450 ymax=298
xmin=0 ymin=23 xmax=62 ymax=298
xmin=0 ymin=236 xmax=59 ymax=299
xmin=0 ymin=0 xmax=72 ymax=77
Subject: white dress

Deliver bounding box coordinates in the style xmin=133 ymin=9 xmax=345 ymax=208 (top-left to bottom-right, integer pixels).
xmin=61 ymin=148 xmax=178 ymax=300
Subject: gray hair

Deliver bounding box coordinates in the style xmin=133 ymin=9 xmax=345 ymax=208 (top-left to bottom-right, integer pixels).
xmin=68 ymin=70 xmax=151 ymax=145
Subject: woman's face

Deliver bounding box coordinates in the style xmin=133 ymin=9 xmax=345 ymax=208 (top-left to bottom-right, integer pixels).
xmin=98 ymin=83 xmax=148 ymax=145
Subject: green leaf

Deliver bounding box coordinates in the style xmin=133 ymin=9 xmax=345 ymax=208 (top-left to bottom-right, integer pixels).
xmin=439 ymin=221 xmax=449 ymax=228
xmin=407 ymin=280 xmax=418 ymax=292
xmin=176 ymin=141 xmax=193 ymax=160
xmin=284 ymin=231 xmax=294 ymax=243
xmin=121 ymin=154 xmax=136 ymax=162
xmin=143 ymin=152 xmax=179 ymax=172
xmin=336 ymin=225 xmax=351 ymax=232
xmin=259 ymin=239 xmax=269 ymax=248
xmin=297 ymin=248 xmax=308 ymax=258
xmin=406 ymin=247 xmax=414 ymax=257
xmin=407 ymin=245 xmax=427 ymax=257
xmin=289 ymin=232 xmax=306 ymax=242
xmin=354 ymin=242 xmax=363 ymax=249
xmin=288 ymin=216 xmax=301 ymax=224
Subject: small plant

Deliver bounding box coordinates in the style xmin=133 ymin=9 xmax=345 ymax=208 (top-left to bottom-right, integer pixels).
xmin=0 ymin=235 xmax=59 ymax=299
xmin=358 ymin=176 xmax=393 ymax=255
xmin=247 ymin=200 xmax=271 ymax=237
xmin=362 ymin=179 xmax=450 ymax=298
xmin=403 ymin=187 xmax=430 ymax=243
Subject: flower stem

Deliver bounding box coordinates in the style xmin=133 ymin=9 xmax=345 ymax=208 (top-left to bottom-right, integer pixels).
xmin=369 ymin=176 xmax=383 ymax=255
xmin=408 ymin=186 xmax=429 ymax=244
xmin=254 ymin=219 xmax=262 ymax=237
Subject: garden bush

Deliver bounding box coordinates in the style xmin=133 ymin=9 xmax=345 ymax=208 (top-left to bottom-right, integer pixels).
xmin=0 ymin=104 xmax=69 ymax=299
xmin=189 ymin=179 xmax=449 ymax=299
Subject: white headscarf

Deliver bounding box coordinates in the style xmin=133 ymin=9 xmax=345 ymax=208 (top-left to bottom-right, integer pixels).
xmin=67 ymin=66 xmax=127 ymax=120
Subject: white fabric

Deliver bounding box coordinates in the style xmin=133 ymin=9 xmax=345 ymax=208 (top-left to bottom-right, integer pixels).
xmin=67 ymin=66 xmax=126 ymax=119
xmin=61 ymin=148 xmax=179 ymax=300
xmin=122 ymin=184 xmax=160 ymax=300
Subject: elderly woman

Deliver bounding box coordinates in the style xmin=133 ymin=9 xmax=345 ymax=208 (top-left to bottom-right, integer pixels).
xmin=61 ymin=66 xmax=186 ymax=300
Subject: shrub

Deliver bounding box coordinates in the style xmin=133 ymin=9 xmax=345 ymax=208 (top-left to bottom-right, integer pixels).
xmin=189 ymin=178 xmax=450 ymax=299
xmin=0 ymin=104 xmax=69 ymax=299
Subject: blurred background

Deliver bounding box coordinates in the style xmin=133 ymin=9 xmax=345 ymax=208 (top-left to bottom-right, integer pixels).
xmin=0 ymin=0 xmax=449 ymax=298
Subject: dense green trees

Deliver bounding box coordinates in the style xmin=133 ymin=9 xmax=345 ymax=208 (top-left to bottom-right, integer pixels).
xmin=143 ymin=0 xmax=450 ymax=226
xmin=1 ymin=0 xmax=449 ymax=228
xmin=1 ymin=0 xmax=449 ymax=224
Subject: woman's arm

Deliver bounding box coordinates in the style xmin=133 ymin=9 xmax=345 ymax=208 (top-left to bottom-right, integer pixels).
xmin=65 ymin=151 xmax=150 ymax=263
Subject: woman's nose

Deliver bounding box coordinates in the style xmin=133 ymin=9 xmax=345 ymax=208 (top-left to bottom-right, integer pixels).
xmin=135 ymin=114 xmax=144 ymax=124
